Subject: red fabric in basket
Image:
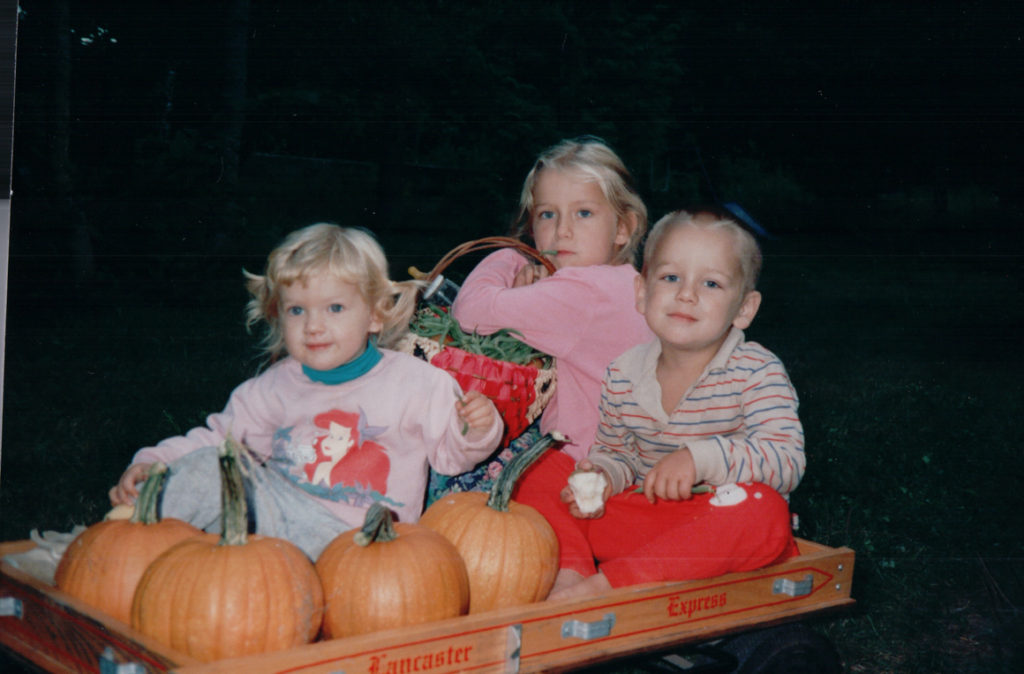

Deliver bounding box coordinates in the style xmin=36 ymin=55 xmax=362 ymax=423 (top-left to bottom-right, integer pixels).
xmin=430 ymin=345 xmax=539 ymax=445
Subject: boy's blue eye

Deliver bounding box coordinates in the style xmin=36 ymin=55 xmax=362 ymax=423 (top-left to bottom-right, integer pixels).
xmin=328 ymin=303 xmax=344 ymax=313
xmin=578 ymin=209 xmax=592 ymax=218
xmin=661 ymin=274 xmax=679 ymax=283
xmin=703 ymin=280 xmax=721 ymax=289
xmin=286 ymin=306 xmax=304 ymax=316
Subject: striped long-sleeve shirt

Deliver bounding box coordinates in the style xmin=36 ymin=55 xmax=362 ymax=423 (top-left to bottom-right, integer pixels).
xmin=588 ymin=328 xmax=805 ymax=496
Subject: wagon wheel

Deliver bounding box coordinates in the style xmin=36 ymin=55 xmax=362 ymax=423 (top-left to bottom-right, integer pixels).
xmin=620 ymin=623 xmax=842 ymax=674
xmin=718 ymin=624 xmax=842 ymax=674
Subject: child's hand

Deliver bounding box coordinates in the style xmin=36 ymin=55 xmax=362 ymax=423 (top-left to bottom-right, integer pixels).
xmin=513 ymin=262 xmax=551 ymax=288
xmin=109 ymin=462 xmax=152 ymax=506
xmin=641 ymin=448 xmax=697 ymax=503
xmin=560 ymin=459 xmax=611 ymax=519
xmin=457 ymin=390 xmax=498 ymax=435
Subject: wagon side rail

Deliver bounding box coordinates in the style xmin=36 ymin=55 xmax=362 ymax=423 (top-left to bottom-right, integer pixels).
xmin=1 ymin=538 xmax=853 ymax=674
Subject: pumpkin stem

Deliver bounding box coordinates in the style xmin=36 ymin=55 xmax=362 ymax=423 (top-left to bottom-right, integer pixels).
xmin=354 ymin=502 xmax=398 ymax=546
xmin=218 ymin=435 xmax=249 ymax=546
xmin=129 ymin=462 xmax=169 ymax=525
xmin=486 ymin=430 xmax=567 ymax=512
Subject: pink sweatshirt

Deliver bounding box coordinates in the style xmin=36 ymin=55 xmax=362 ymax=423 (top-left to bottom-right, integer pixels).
xmin=452 ymin=249 xmax=653 ymax=460
xmin=131 ymin=350 xmax=502 ymax=526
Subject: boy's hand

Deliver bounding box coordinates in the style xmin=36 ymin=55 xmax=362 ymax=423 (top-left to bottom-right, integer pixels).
xmin=109 ymin=462 xmax=152 ymax=506
xmin=642 ymin=448 xmax=697 ymax=503
xmin=457 ymin=390 xmax=498 ymax=435
xmin=560 ymin=459 xmax=611 ymax=519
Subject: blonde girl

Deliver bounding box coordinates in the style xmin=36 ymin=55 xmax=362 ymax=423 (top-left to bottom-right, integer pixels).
xmin=454 ymin=136 xmax=651 ymax=459
xmin=245 ymin=223 xmax=421 ymax=359
xmin=442 ymin=138 xmax=653 ymax=590
xmin=110 ymin=223 xmax=502 ymax=560
xmin=511 ymin=136 xmax=648 ymax=266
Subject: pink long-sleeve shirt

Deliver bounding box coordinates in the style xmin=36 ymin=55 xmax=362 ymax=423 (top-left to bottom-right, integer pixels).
xmin=452 ymin=249 xmax=653 ymax=460
xmin=130 ymin=350 xmax=502 ymax=526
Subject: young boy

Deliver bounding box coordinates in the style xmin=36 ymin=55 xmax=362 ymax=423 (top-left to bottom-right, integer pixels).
xmin=549 ymin=207 xmax=805 ymax=600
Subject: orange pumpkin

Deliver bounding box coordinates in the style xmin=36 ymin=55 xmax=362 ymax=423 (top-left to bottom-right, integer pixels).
xmin=131 ymin=439 xmax=323 ymax=662
xmin=54 ymin=463 xmax=202 ymax=624
xmin=419 ymin=431 xmax=563 ymax=613
xmin=316 ymin=502 xmax=469 ymax=639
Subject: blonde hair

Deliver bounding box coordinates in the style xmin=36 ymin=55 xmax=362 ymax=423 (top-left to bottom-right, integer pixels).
xmin=512 ymin=136 xmax=648 ymax=267
xmin=642 ymin=207 xmax=763 ymax=293
xmin=245 ymin=223 xmax=423 ymax=360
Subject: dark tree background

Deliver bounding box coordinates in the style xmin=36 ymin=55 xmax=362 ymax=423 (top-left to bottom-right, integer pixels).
xmin=9 ymin=0 xmax=1021 ymax=298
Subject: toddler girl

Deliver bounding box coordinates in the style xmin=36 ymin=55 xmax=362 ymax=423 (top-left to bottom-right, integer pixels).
xmin=110 ymin=223 xmax=503 ymax=560
xmin=445 ymin=136 xmax=653 ymax=576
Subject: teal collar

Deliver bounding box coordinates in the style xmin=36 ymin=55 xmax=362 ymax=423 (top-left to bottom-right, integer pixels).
xmin=302 ymin=339 xmax=382 ymax=385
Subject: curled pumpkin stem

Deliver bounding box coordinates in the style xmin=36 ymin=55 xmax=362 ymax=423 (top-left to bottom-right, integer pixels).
xmin=354 ymin=502 xmax=398 ymax=546
xmin=486 ymin=431 xmax=567 ymax=512
xmin=218 ymin=436 xmax=249 ymax=547
xmin=130 ymin=461 xmax=169 ymax=525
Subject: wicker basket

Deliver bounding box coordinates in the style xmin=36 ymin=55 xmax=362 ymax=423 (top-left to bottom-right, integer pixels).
xmin=396 ymin=237 xmax=557 ymax=444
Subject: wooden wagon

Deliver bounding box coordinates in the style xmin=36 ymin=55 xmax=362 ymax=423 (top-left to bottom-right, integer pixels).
xmin=0 ymin=537 xmax=853 ymax=673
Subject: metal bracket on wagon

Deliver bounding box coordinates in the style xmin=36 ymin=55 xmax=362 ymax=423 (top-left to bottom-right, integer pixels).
xmin=98 ymin=647 xmax=146 ymax=674
xmin=772 ymin=573 xmax=814 ymax=597
xmin=562 ymin=612 xmax=616 ymax=640
xmin=505 ymin=623 xmax=523 ymax=673
xmin=0 ymin=596 xmax=23 ymax=618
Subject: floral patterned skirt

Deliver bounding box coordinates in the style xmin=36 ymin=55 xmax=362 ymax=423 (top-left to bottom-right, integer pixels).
xmin=426 ymin=419 xmax=543 ymax=507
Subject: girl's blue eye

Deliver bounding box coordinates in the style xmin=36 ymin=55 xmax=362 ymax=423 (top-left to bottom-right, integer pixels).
xmin=703 ymin=280 xmax=721 ymax=289
xmin=537 ymin=210 xmax=554 ymax=220
xmin=286 ymin=306 xmax=303 ymax=316
xmin=328 ymin=304 xmax=344 ymax=313
xmin=578 ymin=209 xmax=592 ymax=218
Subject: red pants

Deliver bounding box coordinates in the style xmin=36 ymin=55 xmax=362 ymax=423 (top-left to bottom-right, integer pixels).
xmin=514 ymin=451 xmax=798 ymax=587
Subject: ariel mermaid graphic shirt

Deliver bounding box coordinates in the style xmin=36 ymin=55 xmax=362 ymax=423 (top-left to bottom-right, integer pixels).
xmin=130 ymin=349 xmax=503 ymax=526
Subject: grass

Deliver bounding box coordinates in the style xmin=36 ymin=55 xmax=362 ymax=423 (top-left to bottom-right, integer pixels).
xmin=2 ymin=219 xmax=1023 ymax=672
xmin=753 ymin=230 xmax=1024 ymax=672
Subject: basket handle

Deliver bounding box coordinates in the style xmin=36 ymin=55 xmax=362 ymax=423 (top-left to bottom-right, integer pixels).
xmin=422 ymin=236 xmax=556 ymax=281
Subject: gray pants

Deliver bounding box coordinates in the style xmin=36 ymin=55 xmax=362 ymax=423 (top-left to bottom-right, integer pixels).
xmin=160 ymin=446 xmax=352 ymax=561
